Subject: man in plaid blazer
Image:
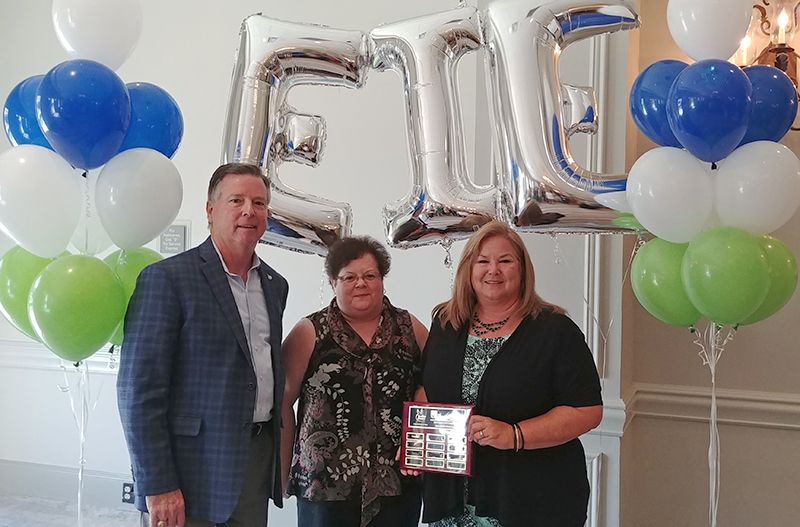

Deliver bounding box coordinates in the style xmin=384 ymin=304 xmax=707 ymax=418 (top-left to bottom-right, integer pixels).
xmin=118 ymin=163 xmax=288 ymax=527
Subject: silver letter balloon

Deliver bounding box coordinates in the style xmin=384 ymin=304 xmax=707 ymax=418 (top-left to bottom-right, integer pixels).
xmin=222 ymin=16 xmax=369 ymax=255
xmin=223 ymin=0 xmax=641 ymax=254
xmin=372 ymin=6 xmax=503 ymax=248
xmin=483 ymin=0 xmax=639 ymax=235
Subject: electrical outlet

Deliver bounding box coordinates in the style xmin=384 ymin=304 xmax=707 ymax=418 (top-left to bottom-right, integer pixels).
xmin=122 ymin=482 xmax=135 ymax=504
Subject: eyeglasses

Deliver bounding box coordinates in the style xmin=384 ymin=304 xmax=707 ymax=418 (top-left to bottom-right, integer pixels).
xmin=336 ymin=272 xmax=381 ymax=285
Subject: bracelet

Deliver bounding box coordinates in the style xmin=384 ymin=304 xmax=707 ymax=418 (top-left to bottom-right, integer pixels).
xmin=511 ymin=422 xmax=517 ymax=451
xmin=512 ymin=423 xmax=523 ymax=452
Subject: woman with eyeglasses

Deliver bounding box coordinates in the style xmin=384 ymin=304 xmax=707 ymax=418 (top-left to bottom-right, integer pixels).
xmin=280 ymin=236 xmax=428 ymax=527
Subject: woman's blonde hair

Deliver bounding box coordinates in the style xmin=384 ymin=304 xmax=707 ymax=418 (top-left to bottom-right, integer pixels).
xmin=433 ymin=221 xmax=565 ymax=328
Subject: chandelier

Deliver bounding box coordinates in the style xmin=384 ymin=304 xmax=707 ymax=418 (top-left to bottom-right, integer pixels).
xmin=733 ymin=0 xmax=800 ymax=85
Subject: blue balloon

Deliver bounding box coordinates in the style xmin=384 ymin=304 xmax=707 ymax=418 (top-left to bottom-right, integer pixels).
xmin=667 ymin=59 xmax=753 ymax=163
xmin=36 ymin=59 xmax=131 ymax=170
xmin=739 ymin=65 xmax=798 ymax=146
xmin=3 ymin=75 xmax=52 ymax=150
xmin=630 ymin=60 xmax=687 ymax=148
xmin=118 ymin=82 xmax=184 ymax=158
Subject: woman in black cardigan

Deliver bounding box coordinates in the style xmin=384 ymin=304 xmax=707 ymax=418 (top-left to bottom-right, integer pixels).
xmin=417 ymin=221 xmax=603 ymax=527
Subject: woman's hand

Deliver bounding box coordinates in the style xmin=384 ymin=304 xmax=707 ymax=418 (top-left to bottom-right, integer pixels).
xmin=468 ymin=414 xmax=515 ymax=450
xmin=396 ymin=446 xmax=422 ymax=476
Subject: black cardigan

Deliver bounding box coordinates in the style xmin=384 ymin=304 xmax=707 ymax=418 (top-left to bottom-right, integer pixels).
xmin=421 ymin=310 xmax=602 ymax=527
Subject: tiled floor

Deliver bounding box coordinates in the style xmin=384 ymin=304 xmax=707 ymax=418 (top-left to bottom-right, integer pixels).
xmin=0 ymin=493 xmax=139 ymax=527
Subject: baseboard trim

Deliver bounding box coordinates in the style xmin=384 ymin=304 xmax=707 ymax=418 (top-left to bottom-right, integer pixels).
xmin=0 ymin=459 xmax=135 ymax=511
xmin=626 ymin=382 xmax=800 ymax=431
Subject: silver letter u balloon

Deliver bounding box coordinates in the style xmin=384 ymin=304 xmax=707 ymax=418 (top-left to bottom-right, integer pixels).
xmin=222 ymin=15 xmax=369 ymax=255
xmin=372 ymin=6 xmax=504 ymax=248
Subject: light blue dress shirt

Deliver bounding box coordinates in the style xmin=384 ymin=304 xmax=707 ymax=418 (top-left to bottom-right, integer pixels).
xmin=213 ymin=241 xmax=274 ymax=422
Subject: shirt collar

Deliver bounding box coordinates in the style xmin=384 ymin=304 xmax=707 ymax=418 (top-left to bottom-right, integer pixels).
xmin=211 ymin=238 xmax=260 ymax=277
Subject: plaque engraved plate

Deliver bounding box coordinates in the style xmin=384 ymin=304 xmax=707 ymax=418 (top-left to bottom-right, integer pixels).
xmin=400 ymin=401 xmax=474 ymax=475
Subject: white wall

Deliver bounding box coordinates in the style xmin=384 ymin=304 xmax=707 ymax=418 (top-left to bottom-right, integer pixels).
xmin=0 ymin=0 xmax=628 ymax=524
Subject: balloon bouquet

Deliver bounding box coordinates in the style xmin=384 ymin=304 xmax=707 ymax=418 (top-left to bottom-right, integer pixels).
xmin=626 ymin=1 xmax=800 ymax=525
xmin=627 ymin=0 xmax=799 ymax=329
xmin=0 ymin=0 xmax=184 ymax=363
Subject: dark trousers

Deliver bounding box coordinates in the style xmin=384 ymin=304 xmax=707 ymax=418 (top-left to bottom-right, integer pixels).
xmin=296 ymin=481 xmax=422 ymax=527
xmin=221 ymin=422 xmax=274 ymax=527
xmin=141 ymin=422 xmax=274 ymax=527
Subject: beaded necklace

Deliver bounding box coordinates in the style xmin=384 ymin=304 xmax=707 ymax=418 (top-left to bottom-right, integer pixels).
xmin=470 ymin=314 xmax=510 ymax=336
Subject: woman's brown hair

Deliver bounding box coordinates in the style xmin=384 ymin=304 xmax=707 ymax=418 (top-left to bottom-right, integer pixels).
xmin=433 ymin=221 xmax=564 ymax=328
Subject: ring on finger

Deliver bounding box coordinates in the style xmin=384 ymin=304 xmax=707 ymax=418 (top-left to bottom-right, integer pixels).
xmin=479 ymin=430 xmax=484 ymax=438
xmin=157 ymin=521 xmax=168 ymax=527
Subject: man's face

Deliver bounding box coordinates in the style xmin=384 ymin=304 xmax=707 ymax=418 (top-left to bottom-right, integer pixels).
xmin=206 ymin=173 xmax=269 ymax=252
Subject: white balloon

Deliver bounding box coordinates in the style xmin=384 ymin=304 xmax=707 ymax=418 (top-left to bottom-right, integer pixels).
xmin=96 ymin=148 xmax=183 ymax=249
xmin=594 ymin=191 xmax=633 ymax=213
xmin=70 ymin=169 xmax=113 ymax=256
xmin=627 ymin=147 xmax=713 ymax=243
xmin=715 ymin=141 xmax=800 ymax=235
xmin=52 ymin=0 xmax=143 ymax=71
xmin=666 ymin=0 xmax=752 ymax=61
xmin=0 ymin=145 xmax=82 ymax=258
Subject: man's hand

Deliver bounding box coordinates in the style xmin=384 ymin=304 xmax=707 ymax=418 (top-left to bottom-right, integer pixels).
xmin=146 ymin=489 xmax=186 ymax=527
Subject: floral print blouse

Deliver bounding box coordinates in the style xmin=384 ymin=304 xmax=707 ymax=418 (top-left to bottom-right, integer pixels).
xmin=287 ymin=297 xmax=422 ymax=526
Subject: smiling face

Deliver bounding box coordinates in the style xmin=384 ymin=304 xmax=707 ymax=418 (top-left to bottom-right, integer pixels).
xmin=206 ymin=173 xmax=269 ymax=255
xmin=471 ymin=235 xmax=522 ymax=308
xmin=332 ymin=253 xmax=384 ymax=322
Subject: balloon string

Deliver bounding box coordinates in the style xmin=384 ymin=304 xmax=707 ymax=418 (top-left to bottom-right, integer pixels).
xmin=548 ymin=233 xmax=641 ymax=443
xmin=108 ymin=345 xmax=118 ymax=371
xmin=78 ymin=363 xmax=89 ymax=527
xmin=82 ymin=173 xmax=91 ymax=255
xmin=692 ymin=321 xmax=736 ymax=527
xmin=440 ymin=237 xmax=454 ymax=290
xmin=550 ymin=233 xmax=645 ymax=379
xmin=319 ymin=268 xmax=327 ymax=309
xmin=550 ymin=232 xmax=562 ymax=264
xmin=57 ymin=360 xmax=105 ymax=527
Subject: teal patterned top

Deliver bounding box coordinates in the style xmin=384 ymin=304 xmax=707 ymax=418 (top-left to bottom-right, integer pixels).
xmin=432 ymin=334 xmax=509 ymax=527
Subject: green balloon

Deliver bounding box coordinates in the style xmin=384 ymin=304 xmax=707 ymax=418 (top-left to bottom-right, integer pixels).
xmin=682 ymin=227 xmax=770 ymax=325
xmin=631 ymin=238 xmax=701 ymax=327
xmin=28 ymin=255 xmax=126 ymax=362
xmin=104 ymin=247 xmax=163 ymax=297
xmin=738 ymin=236 xmax=798 ymax=325
xmin=0 ymin=246 xmax=54 ymax=340
xmin=104 ymin=247 xmax=163 ymax=345
xmin=612 ymin=213 xmax=645 ymax=231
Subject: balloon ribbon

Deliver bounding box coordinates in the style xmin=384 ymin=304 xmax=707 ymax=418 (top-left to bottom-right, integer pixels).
xmin=691 ymin=321 xmax=736 ymax=527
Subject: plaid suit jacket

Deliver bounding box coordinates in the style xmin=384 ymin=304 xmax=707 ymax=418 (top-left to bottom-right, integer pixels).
xmin=117 ymin=237 xmax=288 ymax=522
